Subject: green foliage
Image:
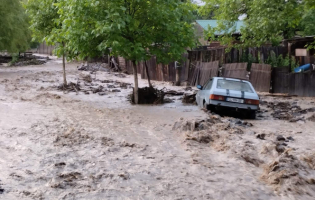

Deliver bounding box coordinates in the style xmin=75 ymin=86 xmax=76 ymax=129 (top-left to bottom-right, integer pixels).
xmin=290 ymin=57 xmax=300 ymax=72
xmin=240 ymin=52 xmax=258 ymax=71
xmin=279 ymin=55 xmax=290 ymax=67
xmin=191 ymin=3 xmax=215 ymax=20
xmin=9 ymin=53 xmax=20 ymax=66
xmin=265 ymin=51 xmax=295 ymax=69
xmin=202 ymin=0 xmax=314 ymax=49
xmin=0 ymin=0 xmax=31 ymax=53
xmin=25 ymin=0 xmax=59 ymax=41
xmin=266 ymin=51 xmax=278 ymax=68
xmin=301 ymin=3 xmax=315 ymax=50
xmin=54 ymin=0 xmax=196 ymax=64
xmin=26 ymin=0 xmax=70 ymax=86
xmin=30 ymin=41 xmax=40 ymax=49
xmin=25 ymin=0 xmax=65 ymax=56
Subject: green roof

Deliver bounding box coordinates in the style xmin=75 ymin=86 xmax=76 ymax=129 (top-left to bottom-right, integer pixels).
xmin=196 ymin=20 xmax=245 ymax=35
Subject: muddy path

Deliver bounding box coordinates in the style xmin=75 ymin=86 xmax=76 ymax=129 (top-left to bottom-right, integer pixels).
xmin=0 ymin=58 xmax=315 ymax=199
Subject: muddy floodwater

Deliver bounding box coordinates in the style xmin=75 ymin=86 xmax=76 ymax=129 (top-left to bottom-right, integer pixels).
xmin=1 ymin=57 xmax=315 ymax=200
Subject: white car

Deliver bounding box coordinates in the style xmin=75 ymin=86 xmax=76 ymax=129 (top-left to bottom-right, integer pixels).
xmin=196 ymin=77 xmax=260 ymax=119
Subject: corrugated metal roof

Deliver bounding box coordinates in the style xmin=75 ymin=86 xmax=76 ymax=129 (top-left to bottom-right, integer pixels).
xmin=196 ymin=20 xmax=244 ymax=35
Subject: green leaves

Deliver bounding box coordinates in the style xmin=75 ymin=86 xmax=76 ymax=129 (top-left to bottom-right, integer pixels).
xmin=48 ymin=0 xmax=197 ymax=63
xmin=0 ymin=0 xmax=31 ymax=53
xmin=202 ymin=0 xmax=314 ymax=49
xmin=26 ymin=0 xmax=196 ymax=62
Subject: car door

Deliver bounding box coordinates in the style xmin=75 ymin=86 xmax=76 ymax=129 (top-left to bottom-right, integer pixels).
xmin=203 ymin=79 xmax=213 ymax=104
xmin=199 ymin=79 xmax=213 ymax=106
xmin=196 ymin=80 xmax=210 ymax=107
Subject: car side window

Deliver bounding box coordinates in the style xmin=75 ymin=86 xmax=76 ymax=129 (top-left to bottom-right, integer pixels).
xmin=202 ymin=80 xmax=210 ymax=90
xmin=204 ymin=80 xmax=213 ymax=90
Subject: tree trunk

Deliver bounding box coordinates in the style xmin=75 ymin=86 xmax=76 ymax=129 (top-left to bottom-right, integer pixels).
xmin=132 ymin=60 xmax=139 ymax=104
xmin=62 ymin=42 xmax=67 ymax=86
xmin=145 ymin=61 xmax=152 ymax=87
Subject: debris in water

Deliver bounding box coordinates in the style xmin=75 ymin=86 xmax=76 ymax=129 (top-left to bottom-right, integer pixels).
xmin=267 ymin=101 xmax=312 ymax=121
xmin=276 ymin=135 xmax=286 ymax=141
xmin=55 ymin=162 xmax=66 ymax=167
xmin=307 ymin=114 xmax=315 ymax=122
xmin=129 ymin=87 xmax=165 ymax=104
xmin=182 ymin=93 xmax=196 ymax=104
xmin=276 ymin=144 xmax=286 ymax=153
xmin=98 ymin=92 xmax=106 ymax=96
xmin=261 ymin=149 xmax=315 ymax=195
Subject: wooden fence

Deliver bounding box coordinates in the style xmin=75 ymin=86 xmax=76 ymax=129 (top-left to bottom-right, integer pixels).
xmin=288 ymin=71 xmax=315 ymax=97
xmin=250 ymin=64 xmax=272 ymax=92
xmin=269 ymin=67 xmax=315 ymax=96
xmin=188 ymin=61 xmax=219 ymax=86
xmin=115 ymin=46 xmax=285 ymax=85
xmin=37 ymin=42 xmax=55 ymax=55
xmin=272 ymin=70 xmax=315 ymax=96
xmin=222 ymin=63 xmax=248 ymax=80
xmin=114 ymin=45 xmax=315 ymax=97
xmin=122 ymin=54 xmax=190 ymax=83
xmin=272 ymin=67 xmax=290 ymax=94
xmin=189 ymin=46 xmax=287 ymax=65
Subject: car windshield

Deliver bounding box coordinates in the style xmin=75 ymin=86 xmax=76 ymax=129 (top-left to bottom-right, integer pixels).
xmin=216 ymin=79 xmax=254 ymax=93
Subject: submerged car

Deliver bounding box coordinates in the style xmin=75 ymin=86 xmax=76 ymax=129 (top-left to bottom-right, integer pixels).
xmin=196 ymin=77 xmax=260 ymax=119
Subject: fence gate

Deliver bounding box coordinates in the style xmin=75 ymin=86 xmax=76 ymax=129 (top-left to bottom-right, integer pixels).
xmin=250 ymin=64 xmax=272 ymax=92
xmin=222 ymin=63 xmax=248 ymax=80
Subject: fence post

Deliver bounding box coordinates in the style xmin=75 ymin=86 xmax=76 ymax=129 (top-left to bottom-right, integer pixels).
xmin=260 ymin=48 xmax=264 ymax=64
xmin=175 ymin=61 xmax=181 ymax=86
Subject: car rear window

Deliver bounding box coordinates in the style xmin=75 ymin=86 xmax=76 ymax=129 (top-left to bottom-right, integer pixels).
xmin=216 ymin=79 xmax=254 ymax=93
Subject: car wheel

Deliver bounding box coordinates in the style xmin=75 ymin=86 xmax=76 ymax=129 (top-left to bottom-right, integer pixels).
xmin=247 ymin=111 xmax=256 ymax=119
xmin=203 ymin=101 xmax=210 ymax=110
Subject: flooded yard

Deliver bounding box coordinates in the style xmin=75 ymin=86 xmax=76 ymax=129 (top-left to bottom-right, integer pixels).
xmin=0 ymin=57 xmax=315 ymax=199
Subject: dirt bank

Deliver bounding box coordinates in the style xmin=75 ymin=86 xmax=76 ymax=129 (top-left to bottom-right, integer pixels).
xmin=0 ymin=56 xmax=315 ymax=199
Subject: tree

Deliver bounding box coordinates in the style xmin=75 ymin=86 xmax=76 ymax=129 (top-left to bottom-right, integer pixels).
xmin=55 ymin=0 xmax=196 ymax=104
xmin=0 ymin=0 xmax=30 ymax=53
xmin=202 ymin=0 xmax=308 ymax=48
xmin=26 ymin=0 xmax=68 ymax=86
xmin=302 ymin=0 xmax=315 ymax=49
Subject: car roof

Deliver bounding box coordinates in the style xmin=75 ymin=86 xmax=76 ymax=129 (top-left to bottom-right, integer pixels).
xmin=213 ymin=77 xmax=250 ymax=83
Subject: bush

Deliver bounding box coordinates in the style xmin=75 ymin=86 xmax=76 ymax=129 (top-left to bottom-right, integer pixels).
xmin=9 ymin=53 xmax=19 ymax=66
xmin=266 ymin=51 xmax=292 ymax=68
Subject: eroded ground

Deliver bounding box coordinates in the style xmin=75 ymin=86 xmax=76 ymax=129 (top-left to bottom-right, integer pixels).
xmin=0 ymin=57 xmax=315 ymax=200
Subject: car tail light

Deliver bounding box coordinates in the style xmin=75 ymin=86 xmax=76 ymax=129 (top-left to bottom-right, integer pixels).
xmin=245 ymin=99 xmax=260 ymax=105
xmin=210 ymin=94 xmax=225 ymax=101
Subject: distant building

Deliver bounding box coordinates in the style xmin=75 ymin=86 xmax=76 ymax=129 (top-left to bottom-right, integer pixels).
xmin=194 ymin=20 xmax=244 ymax=48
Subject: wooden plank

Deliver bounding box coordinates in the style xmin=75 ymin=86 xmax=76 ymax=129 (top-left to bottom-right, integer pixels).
xmin=198 ymin=61 xmax=219 ymax=86
xmin=222 ymin=63 xmax=248 ymax=80
xmin=250 ymin=63 xmax=271 ymax=92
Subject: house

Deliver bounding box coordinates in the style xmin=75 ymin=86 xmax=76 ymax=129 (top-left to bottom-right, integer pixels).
xmin=195 ymin=20 xmax=244 ymax=47
xmin=284 ymin=36 xmax=315 ymax=65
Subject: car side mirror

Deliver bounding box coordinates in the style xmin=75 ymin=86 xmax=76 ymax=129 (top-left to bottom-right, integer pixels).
xmin=197 ymin=85 xmax=203 ymax=90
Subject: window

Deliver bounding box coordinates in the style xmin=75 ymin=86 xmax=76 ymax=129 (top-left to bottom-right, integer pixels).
xmin=216 ymin=79 xmax=254 ymax=93
xmin=203 ymin=79 xmax=213 ymax=90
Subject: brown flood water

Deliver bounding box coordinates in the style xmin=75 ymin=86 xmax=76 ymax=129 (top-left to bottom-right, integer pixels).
xmin=0 ymin=57 xmax=315 ymax=199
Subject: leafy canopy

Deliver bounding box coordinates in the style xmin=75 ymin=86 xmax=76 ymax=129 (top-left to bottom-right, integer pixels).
xmin=0 ymin=0 xmax=31 ymax=53
xmin=54 ymin=0 xmax=196 ymax=63
xmin=202 ymin=0 xmax=315 ymax=49
xmin=26 ymin=0 xmax=67 ymax=57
